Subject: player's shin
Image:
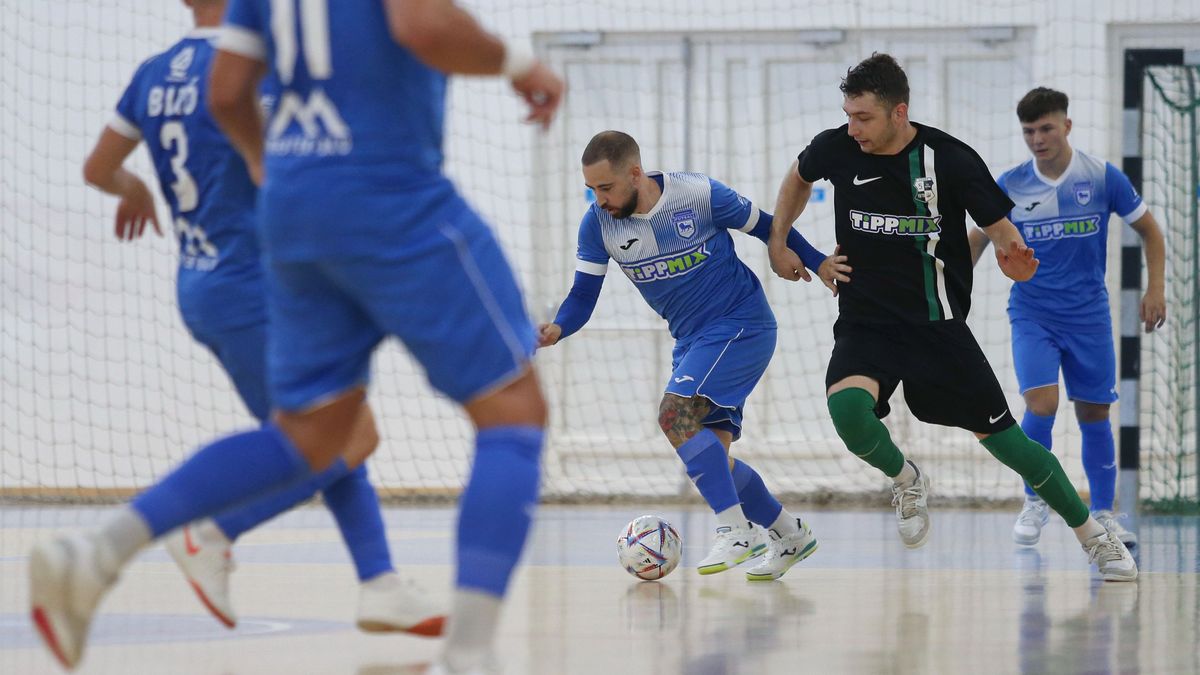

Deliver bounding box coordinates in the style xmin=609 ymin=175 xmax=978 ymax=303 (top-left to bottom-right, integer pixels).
xmin=130 ymin=424 xmax=313 ymax=544
xmin=980 ymin=425 xmax=1088 ymax=528
xmin=212 ymin=458 xmax=352 ymax=541
xmin=827 ymin=388 xmax=906 ymax=477
xmin=1079 ymin=418 xmax=1116 ymax=512
xmin=1020 ymin=410 xmax=1055 ymax=499
xmin=676 ymin=429 xmax=743 ymax=523
xmin=323 ymin=463 xmax=393 ymax=581
xmin=732 ymin=458 xmax=795 ymax=535
xmin=447 ymin=425 xmax=544 ymax=669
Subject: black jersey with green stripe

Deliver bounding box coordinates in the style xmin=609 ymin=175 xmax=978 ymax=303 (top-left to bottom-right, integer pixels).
xmin=797 ymin=122 xmax=1012 ymax=324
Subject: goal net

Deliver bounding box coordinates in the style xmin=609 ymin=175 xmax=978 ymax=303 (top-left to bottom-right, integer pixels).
xmin=0 ymin=2 xmax=1160 ymax=506
xmin=1139 ymin=65 xmax=1200 ymax=512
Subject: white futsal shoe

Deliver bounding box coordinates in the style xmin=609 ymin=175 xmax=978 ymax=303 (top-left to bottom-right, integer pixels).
xmin=1093 ymin=510 xmax=1138 ymax=547
xmin=29 ymin=534 xmax=119 ymax=670
xmin=1012 ymin=498 xmax=1050 ymax=546
xmin=697 ymin=522 xmax=766 ymax=575
xmin=1083 ymin=530 xmax=1138 ymax=582
xmin=892 ymin=461 xmax=931 ymax=549
xmin=745 ymin=518 xmax=818 ymax=581
xmin=165 ymin=521 xmax=236 ymax=628
xmin=356 ymin=571 xmax=446 ymax=636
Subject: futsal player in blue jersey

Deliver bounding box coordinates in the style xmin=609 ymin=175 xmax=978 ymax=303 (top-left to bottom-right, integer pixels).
xmin=538 ymin=131 xmax=848 ymax=581
xmin=29 ymin=0 xmax=564 ymax=671
xmin=78 ymin=0 xmax=433 ymax=636
xmin=969 ymin=87 xmax=1166 ymax=547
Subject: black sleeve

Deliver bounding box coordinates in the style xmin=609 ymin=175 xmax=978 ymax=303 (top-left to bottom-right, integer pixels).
xmin=943 ymin=142 xmax=1014 ymax=227
xmin=797 ymin=128 xmax=840 ymax=183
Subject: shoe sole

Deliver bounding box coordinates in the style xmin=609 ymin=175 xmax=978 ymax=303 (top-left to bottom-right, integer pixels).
xmin=29 ymin=542 xmax=76 ymax=670
xmin=697 ymin=543 xmax=766 ymax=576
xmin=1101 ymin=570 xmax=1138 ymax=582
xmin=357 ymin=614 xmax=446 ymax=637
xmin=745 ymin=539 xmax=819 ymax=581
xmin=903 ymin=525 xmax=931 ymax=549
xmin=1012 ymin=532 xmax=1041 ymax=547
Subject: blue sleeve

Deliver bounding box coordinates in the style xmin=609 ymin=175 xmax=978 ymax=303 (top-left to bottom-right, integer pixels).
xmin=219 ymin=0 xmax=269 ymax=61
xmin=224 ymin=0 xmax=265 ymax=32
xmin=743 ymin=211 xmax=827 ymax=272
xmin=1105 ymin=162 xmax=1147 ymax=223
xmin=112 ymin=71 xmax=144 ymax=139
xmin=576 ymin=210 xmax=609 ymax=266
xmin=552 ymin=272 xmax=605 ymax=340
xmin=708 ymin=178 xmax=757 ymax=232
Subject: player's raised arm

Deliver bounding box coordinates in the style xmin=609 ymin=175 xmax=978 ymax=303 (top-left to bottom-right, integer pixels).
xmin=982 ymin=217 xmax=1039 ymax=282
xmin=208 ymin=50 xmax=267 ymax=185
xmin=83 ymin=128 xmax=161 ymax=241
xmin=768 ymin=159 xmax=816 ymax=281
xmin=384 ymin=0 xmax=563 ymax=129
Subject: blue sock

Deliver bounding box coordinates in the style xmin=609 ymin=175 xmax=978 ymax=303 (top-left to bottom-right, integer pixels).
xmin=323 ymin=463 xmax=394 ymax=581
xmin=1020 ymin=411 xmax=1055 ymax=499
xmin=456 ymin=426 xmax=544 ymax=596
xmin=212 ymin=458 xmax=351 ymax=540
xmin=731 ymin=459 xmax=783 ymax=528
xmin=1080 ymin=418 xmax=1116 ymax=512
xmin=131 ymin=424 xmax=312 ymax=538
xmin=676 ymin=429 xmax=739 ymax=514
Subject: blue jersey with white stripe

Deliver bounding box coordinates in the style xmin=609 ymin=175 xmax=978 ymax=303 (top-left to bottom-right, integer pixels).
xmin=575 ymin=173 xmax=775 ymax=339
xmin=113 ymin=29 xmax=263 ymax=331
xmin=999 ymin=150 xmax=1146 ymax=330
xmin=220 ymin=0 xmax=457 ymax=261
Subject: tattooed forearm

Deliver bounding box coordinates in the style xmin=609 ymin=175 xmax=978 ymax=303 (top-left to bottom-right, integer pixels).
xmin=658 ymin=394 xmax=712 ymax=447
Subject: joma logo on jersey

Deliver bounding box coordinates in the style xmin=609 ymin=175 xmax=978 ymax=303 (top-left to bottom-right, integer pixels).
xmin=267 ymin=89 xmax=353 ymax=157
xmin=621 ymin=243 xmax=709 ymax=282
xmin=849 ymin=210 xmax=941 ymax=236
xmin=1022 ymin=215 xmax=1101 ymax=242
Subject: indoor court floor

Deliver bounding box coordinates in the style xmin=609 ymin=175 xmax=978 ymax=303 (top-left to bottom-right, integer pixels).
xmin=2 ymin=504 xmax=1198 ymax=674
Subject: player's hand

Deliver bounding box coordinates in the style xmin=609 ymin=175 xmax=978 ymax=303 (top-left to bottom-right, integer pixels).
xmin=996 ymin=239 xmax=1038 ymax=282
xmin=114 ymin=178 xmax=161 ymax=241
xmin=817 ymin=245 xmax=851 ymax=296
xmin=769 ymin=244 xmax=808 ymax=282
xmin=512 ymin=61 xmax=564 ymax=131
xmin=537 ymin=322 xmax=563 ymax=348
xmin=1141 ymin=286 xmax=1166 ymax=333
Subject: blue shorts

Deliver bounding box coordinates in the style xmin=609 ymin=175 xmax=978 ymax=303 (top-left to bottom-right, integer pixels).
xmin=265 ymin=205 xmax=537 ymax=411
xmin=1011 ymin=318 xmax=1117 ymax=404
xmin=190 ymin=320 xmax=271 ymax=422
xmin=665 ymin=323 xmax=776 ymax=440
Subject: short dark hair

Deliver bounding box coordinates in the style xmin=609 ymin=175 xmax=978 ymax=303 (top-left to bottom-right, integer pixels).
xmin=581 ymin=130 xmax=640 ymax=167
xmin=840 ymin=53 xmax=910 ymax=109
xmin=1016 ymin=87 xmax=1069 ymax=123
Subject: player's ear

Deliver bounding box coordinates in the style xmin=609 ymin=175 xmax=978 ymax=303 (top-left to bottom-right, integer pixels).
xmin=1063 ymin=117 xmax=1072 ymax=136
xmin=892 ymin=101 xmax=908 ymax=124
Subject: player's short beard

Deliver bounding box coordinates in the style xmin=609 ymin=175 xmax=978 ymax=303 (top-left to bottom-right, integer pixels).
xmin=612 ymin=189 xmax=638 ymax=219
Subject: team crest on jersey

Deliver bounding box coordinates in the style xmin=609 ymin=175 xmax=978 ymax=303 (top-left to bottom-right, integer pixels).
xmin=168 ymin=47 xmax=194 ymax=82
xmin=671 ymin=209 xmax=697 ymax=239
xmin=913 ymin=177 xmax=937 ymax=203
xmin=1073 ymin=181 xmax=1093 ymax=206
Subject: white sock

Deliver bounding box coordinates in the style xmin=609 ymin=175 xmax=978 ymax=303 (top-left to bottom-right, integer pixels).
xmin=95 ymin=506 xmax=152 ymax=577
xmin=893 ymin=460 xmax=918 ymax=486
xmin=715 ymin=504 xmax=749 ymax=530
xmin=196 ymin=518 xmax=232 ymax=546
xmin=360 ymin=570 xmax=398 ymax=590
xmin=768 ymin=508 xmax=801 ymax=537
xmin=443 ymin=588 xmax=502 ymax=672
xmin=1073 ymin=516 xmax=1107 ymax=545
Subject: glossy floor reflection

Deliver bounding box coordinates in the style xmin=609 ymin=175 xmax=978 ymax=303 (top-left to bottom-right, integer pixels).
xmin=2 ymin=505 xmax=1199 ymax=674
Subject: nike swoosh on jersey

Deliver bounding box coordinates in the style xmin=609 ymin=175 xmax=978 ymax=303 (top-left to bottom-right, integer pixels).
xmin=988 ymin=411 xmax=1008 ymax=424
xmin=852 ymin=175 xmax=882 ymax=186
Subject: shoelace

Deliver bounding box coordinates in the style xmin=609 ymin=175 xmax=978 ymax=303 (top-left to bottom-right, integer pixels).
xmin=892 ymin=482 xmax=925 ymax=519
xmin=1086 ymin=534 xmax=1125 ymax=565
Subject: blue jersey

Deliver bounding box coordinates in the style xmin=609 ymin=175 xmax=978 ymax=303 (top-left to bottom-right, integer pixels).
xmin=112 ymin=29 xmax=263 ymax=331
xmin=219 ymin=0 xmax=456 ymax=261
xmin=999 ymin=150 xmax=1146 ymax=331
xmin=575 ymin=173 xmax=775 ymax=340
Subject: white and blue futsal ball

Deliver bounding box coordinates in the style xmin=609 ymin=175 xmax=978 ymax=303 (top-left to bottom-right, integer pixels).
xmin=617 ymin=515 xmax=682 ymax=580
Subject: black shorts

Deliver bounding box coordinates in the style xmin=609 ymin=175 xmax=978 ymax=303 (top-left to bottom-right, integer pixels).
xmin=824 ymin=318 xmax=1015 ymax=435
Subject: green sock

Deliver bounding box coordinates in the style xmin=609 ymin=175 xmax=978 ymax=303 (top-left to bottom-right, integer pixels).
xmin=981 ymin=424 xmax=1088 ymax=527
xmin=827 ymin=388 xmax=905 ymax=478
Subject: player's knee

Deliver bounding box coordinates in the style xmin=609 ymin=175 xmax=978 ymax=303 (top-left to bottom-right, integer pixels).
xmin=1074 ymin=401 xmax=1110 ymax=424
xmin=658 ymin=395 xmax=707 ymax=445
xmin=465 ymin=368 xmax=548 ymax=429
xmin=273 ymin=389 xmax=370 ymax=471
xmin=1023 ymin=387 xmax=1058 ymax=417
xmin=827 ymin=387 xmax=878 ymax=447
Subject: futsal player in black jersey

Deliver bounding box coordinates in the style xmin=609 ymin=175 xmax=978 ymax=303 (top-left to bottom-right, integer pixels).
xmin=767 ymin=53 xmax=1136 ymax=581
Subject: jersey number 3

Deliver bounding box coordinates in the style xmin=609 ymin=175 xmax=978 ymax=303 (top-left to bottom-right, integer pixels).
xmin=159 ymin=121 xmax=198 ymax=212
